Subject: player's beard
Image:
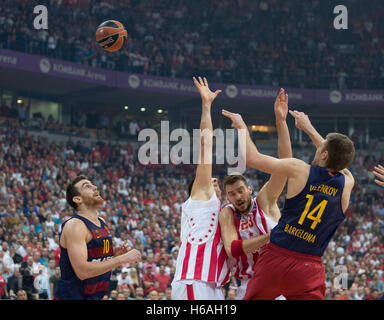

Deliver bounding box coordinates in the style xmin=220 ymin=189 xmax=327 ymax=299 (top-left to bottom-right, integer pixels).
xmin=83 ymin=193 xmax=104 ymax=208
xmin=235 ymin=196 xmax=252 ymax=214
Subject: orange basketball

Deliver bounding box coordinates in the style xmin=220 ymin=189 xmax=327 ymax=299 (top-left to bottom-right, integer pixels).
xmin=96 ymin=20 xmax=127 ymax=52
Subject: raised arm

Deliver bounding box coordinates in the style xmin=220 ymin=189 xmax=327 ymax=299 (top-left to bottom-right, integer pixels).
xmin=289 ymin=110 xmax=324 ymax=148
xmin=275 ymin=89 xmax=292 ymax=159
xmin=190 ymin=77 xmax=222 ymax=200
xmin=221 ymin=109 xmax=307 ymax=178
xmin=256 ymin=89 xmax=292 ymax=219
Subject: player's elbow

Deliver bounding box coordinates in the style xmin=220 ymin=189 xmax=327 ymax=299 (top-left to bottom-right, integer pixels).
xmin=74 ymin=266 xmax=89 ymax=281
xmin=76 ymin=271 xmax=88 ymax=281
xmin=246 ymin=157 xmax=268 ymax=173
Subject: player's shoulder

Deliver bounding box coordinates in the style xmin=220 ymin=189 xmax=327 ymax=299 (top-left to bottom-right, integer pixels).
xmin=340 ymin=168 xmax=355 ymax=188
xmin=220 ymin=202 xmax=235 ymax=216
xmin=62 ymin=216 xmax=88 ymax=234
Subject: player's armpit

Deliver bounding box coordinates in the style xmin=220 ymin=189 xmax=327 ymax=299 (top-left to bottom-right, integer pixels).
xmin=219 ymin=206 xmax=238 ymax=259
xmin=257 ymin=174 xmax=287 ymax=215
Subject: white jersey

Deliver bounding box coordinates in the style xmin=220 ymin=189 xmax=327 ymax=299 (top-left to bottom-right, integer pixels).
xmin=226 ymin=196 xmax=277 ymax=281
xmin=173 ymin=192 xmax=229 ymax=287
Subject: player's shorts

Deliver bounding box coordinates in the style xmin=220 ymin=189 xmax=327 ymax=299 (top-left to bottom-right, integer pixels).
xmin=171 ymin=280 xmax=225 ymax=300
xmin=244 ymin=242 xmax=325 ymax=300
xmin=236 ymin=278 xmax=286 ymax=300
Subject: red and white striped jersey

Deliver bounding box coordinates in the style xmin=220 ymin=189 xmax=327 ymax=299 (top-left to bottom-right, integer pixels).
xmin=227 ymin=197 xmax=277 ymax=281
xmin=173 ymin=192 xmax=230 ymax=287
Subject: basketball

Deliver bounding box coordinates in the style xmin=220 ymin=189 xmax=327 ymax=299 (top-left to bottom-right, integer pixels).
xmin=96 ymin=20 xmax=127 ymax=52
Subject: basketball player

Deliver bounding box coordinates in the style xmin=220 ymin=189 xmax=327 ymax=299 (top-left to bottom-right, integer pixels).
xmin=54 ymin=175 xmax=141 ymax=300
xmin=219 ymin=89 xmax=292 ymax=300
xmin=171 ymin=77 xmax=230 ymax=300
xmin=373 ymin=164 xmax=384 ymax=187
xmin=222 ymin=107 xmax=355 ymax=300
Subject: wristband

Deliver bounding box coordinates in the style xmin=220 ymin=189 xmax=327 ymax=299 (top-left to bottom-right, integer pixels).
xmin=231 ymin=240 xmax=245 ymax=257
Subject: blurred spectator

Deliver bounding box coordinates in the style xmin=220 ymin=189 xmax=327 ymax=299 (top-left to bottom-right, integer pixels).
xmin=148 ymin=289 xmax=159 ymax=300
xmin=116 ymin=267 xmax=131 ymax=288
xmin=16 ymin=289 xmax=27 ymax=300
xmin=6 ymin=267 xmax=23 ymax=298
xmin=33 ymin=265 xmax=50 ymax=299
xmin=154 ymin=265 xmax=171 ymax=292
xmin=142 ymin=265 xmax=155 ymax=296
xmin=49 ymin=266 xmax=60 ymax=297
xmin=0 ymin=269 xmax=8 ymax=299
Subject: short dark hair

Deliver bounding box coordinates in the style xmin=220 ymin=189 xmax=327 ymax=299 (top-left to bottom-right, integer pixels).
xmin=66 ymin=175 xmax=88 ymax=210
xmin=323 ymin=133 xmax=355 ymax=172
xmin=222 ymin=174 xmax=249 ymax=191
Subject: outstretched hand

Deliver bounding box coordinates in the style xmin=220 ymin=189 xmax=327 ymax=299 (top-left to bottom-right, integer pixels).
xmin=221 ymin=109 xmax=247 ymax=130
xmin=274 ymin=88 xmax=289 ymax=121
xmin=289 ymin=110 xmax=312 ymax=132
xmin=193 ymin=76 xmax=222 ymax=106
xmin=373 ymin=165 xmax=384 ymax=187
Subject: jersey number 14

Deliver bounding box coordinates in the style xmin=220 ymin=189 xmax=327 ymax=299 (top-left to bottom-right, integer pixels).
xmin=298 ymin=194 xmax=328 ymax=230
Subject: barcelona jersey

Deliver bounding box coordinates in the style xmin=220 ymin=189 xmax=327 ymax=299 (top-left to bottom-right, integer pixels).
xmin=55 ymin=214 xmax=114 ymax=300
xmin=270 ymin=165 xmax=346 ymax=257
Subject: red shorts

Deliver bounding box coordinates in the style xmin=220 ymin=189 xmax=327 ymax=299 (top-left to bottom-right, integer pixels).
xmin=244 ymin=242 xmax=326 ymax=300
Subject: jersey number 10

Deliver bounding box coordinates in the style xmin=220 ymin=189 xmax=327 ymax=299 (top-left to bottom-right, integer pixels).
xmin=102 ymin=239 xmax=110 ymax=254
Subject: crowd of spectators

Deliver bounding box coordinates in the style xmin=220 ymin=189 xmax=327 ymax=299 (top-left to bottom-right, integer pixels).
xmin=1 ymin=0 xmax=383 ymax=90
xmin=0 ymin=115 xmax=383 ymax=300
xmin=0 ymin=99 xmax=152 ymax=141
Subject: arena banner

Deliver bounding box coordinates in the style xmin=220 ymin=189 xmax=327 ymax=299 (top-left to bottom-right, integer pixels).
xmin=117 ymin=72 xmax=199 ymax=96
xmin=315 ymin=88 xmax=384 ymax=105
xmin=0 ymin=48 xmax=116 ymax=86
xmin=1 ymin=49 xmax=383 ymax=105
xmin=118 ymin=72 xmax=384 ymax=105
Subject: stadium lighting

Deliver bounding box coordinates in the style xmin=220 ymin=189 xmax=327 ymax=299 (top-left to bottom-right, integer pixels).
xmin=124 ymin=106 xmax=129 ymax=110
xmin=157 ymin=109 xmax=163 ymax=114
xmin=140 ymin=107 xmax=146 ymax=112
xmin=17 ymin=99 xmax=23 ymax=104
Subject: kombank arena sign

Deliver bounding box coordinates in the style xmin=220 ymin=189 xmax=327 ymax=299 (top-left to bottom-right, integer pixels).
xmin=0 ymin=48 xmax=383 ymax=105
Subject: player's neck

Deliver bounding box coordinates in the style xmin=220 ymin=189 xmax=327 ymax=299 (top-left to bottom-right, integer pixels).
xmin=313 ymin=159 xmax=327 ymax=168
xmin=77 ymin=207 xmax=99 ymax=223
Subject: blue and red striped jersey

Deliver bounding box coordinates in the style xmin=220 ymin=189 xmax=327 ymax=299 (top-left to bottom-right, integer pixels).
xmin=55 ymin=214 xmax=114 ymax=300
xmin=270 ymin=165 xmax=346 ymax=257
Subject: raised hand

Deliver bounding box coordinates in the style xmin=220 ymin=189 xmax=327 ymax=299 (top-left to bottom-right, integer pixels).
xmin=193 ymin=76 xmax=222 ymax=106
xmin=274 ymin=88 xmax=289 ymax=121
xmin=221 ymin=109 xmax=247 ymax=130
xmin=289 ymin=110 xmax=312 ymax=132
xmin=373 ymin=165 xmax=384 ymax=187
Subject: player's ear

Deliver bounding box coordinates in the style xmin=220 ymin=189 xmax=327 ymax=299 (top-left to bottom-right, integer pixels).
xmin=73 ymin=196 xmax=82 ymax=206
xmin=321 ymin=150 xmax=329 ymax=161
xmin=248 ymin=186 xmax=253 ymax=194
